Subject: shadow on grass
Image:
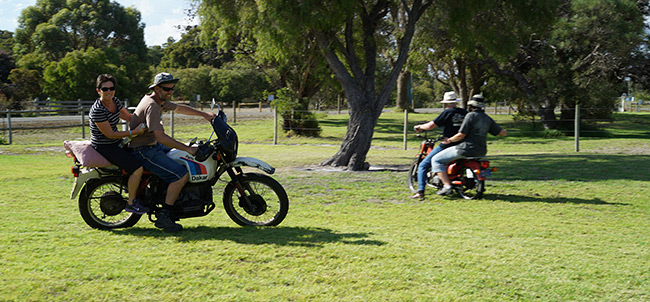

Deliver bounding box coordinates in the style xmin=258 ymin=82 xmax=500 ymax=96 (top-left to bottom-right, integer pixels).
xmin=484 ymin=193 xmax=629 ymax=206
xmin=111 ymin=226 xmax=385 ymax=247
xmin=490 ymin=153 xmax=650 ymax=182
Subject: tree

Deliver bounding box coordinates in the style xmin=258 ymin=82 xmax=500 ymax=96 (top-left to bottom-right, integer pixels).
xmin=14 ymin=0 xmax=147 ymax=61
xmin=159 ymin=26 xmax=233 ymax=69
xmin=198 ymin=0 xmax=432 ymax=170
xmin=197 ymin=1 xmax=332 ymax=137
xmin=12 ymin=0 xmax=151 ymax=102
xmin=409 ymin=0 xmax=561 ymax=108
xmin=479 ymin=0 xmax=645 ymax=129
xmin=43 ymin=47 xmax=150 ymax=102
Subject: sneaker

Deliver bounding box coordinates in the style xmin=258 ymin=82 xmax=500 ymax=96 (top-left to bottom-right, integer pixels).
xmin=155 ymin=209 xmax=183 ymax=232
xmin=125 ymin=199 xmax=149 ymax=215
xmin=409 ymin=192 xmax=425 ymax=200
xmin=436 ymin=187 xmax=454 ymax=196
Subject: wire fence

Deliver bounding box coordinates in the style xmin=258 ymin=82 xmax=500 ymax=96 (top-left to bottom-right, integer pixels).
xmin=0 ymin=101 xmax=645 ymax=149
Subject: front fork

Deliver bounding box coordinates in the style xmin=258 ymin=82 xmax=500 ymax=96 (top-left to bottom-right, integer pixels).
xmin=225 ymin=167 xmax=255 ymax=207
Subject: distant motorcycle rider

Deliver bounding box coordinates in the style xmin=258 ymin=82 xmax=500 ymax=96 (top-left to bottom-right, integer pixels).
xmin=430 ymin=94 xmax=507 ymax=196
xmin=410 ymin=91 xmax=466 ymax=199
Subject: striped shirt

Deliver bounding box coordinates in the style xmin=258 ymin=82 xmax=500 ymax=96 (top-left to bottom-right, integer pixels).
xmin=89 ymin=97 xmax=124 ymax=146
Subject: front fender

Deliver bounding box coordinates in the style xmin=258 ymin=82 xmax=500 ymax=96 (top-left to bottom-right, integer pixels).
xmin=227 ymin=157 xmax=275 ymax=174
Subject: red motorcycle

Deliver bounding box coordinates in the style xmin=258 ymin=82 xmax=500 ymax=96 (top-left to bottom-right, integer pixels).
xmin=408 ymin=131 xmax=497 ymax=199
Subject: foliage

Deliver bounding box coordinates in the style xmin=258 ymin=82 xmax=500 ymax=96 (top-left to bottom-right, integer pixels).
xmin=8 ymin=68 xmax=44 ymax=103
xmin=158 ymin=26 xmax=234 ymax=69
xmin=210 ymin=63 xmax=272 ymax=105
xmin=13 ymin=0 xmax=147 ymax=61
xmin=196 ymin=1 xmax=332 ymax=137
xmin=167 ymin=63 xmax=272 ymax=106
xmin=482 ymin=0 xmax=646 ymax=129
xmin=0 ymin=50 xmax=14 ymax=84
xmin=271 ymin=87 xmax=322 ymax=137
xmin=10 ymin=0 xmax=150 ymax=103
xmin=0 ymin=30 xmax=13 ymax=53
xmin=43 ymin=47 xmax=150 ymax=102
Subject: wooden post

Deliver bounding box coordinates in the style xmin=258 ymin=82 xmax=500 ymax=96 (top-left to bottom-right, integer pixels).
xmin=6 ymin=112 xmax=11 ymax=145
xmin=170 ymin=111 xmax=175 ymax=138
xmin=273 ymin=107 xmax=278 ymax=145
xmin=403 ymin=109 xmax=408 ymax=150
xmin=574 ymin=104 xmax=580 ymax=152
xmin=79 ymin=99 xmax=85 ymax=139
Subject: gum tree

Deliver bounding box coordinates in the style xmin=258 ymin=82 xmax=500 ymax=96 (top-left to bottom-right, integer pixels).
xmin=198 ymin=0 xmax=432 ymax=170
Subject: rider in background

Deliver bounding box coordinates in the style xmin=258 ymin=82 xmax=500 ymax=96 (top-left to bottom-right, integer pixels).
xmin=430 ymin=94 xmax=507 ymax=196
xmin=89 ymin=74 xmax=148 ymax=214
xmin=410 ymin=91 xmax=467 ymax=200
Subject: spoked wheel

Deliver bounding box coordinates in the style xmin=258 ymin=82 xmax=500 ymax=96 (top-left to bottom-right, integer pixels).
xmin=455 ymin=167 xmax=485 ymax=200
xmin=78 ymin=178 xmax=141 ymax=229
xmin=408 ymin=158 xmax=420 ymax=193
xmin=223 ymin=173 xmax=288 ymax=226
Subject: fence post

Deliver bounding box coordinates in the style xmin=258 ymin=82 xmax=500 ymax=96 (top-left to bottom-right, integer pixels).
xmin=79 ymin=99 xmax=85 ymax=139
xmin=232 ymin=101 xmax=237 ymax=124
xmin=170 ymin=111 xmax=174 ymax=139
xmin=403 ymin=109 xmax=408 ymax=150
xmin=273 ymin=107 xmax=278 ymax=145
xmin=6 ymin=112 xmax=12 ymax=144
xmin=574 ymin=103 xmax=580 ymax=152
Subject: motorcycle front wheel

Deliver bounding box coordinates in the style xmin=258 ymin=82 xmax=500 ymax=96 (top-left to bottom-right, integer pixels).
xmin=78 ymin=178 xmax=142 ymax=229
xmin=455 ymin=167 xmax=485 ymax=200
xmin=407 ymin=158 xmax=420 ymax=192
xmin=223 ymin=173 xmax=289 ymax=226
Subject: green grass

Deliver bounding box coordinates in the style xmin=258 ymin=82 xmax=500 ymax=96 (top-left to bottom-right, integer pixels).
xmin=1 ymin=111 xmax=649 ymax=301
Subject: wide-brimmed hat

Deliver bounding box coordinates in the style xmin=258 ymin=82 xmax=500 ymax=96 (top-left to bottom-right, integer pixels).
xmin=148 ymin=72 xmax=179 ymax=90
xmin=440 ymin=91 xmax=458 ymax=103
xmin=468 ymin=94 xmax=485 ymax=108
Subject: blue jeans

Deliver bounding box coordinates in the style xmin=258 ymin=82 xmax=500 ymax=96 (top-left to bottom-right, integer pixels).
xmin=417 ymin=143 xmax=448 ymax=192
xmin=431 ymin=146 xmax=464 ymax=174
xmin=131 ymin=143 xmax=188 ymax=183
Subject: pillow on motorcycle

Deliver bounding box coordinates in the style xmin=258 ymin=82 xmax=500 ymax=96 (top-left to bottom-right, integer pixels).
xmin=63 ymin=140 xmax=112 ymax=167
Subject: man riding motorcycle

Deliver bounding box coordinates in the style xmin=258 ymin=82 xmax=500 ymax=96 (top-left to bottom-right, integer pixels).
xmin=429 ymin=95 xmax=507 ymax=196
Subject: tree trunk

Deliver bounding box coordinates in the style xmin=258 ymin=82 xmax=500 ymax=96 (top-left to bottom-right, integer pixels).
xmin=320 ymin=100 xmax=378 ymax=170
xmin=396 ymin=69 xmax=411 ymax=111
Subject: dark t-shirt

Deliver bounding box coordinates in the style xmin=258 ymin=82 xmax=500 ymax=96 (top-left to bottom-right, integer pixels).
xmin=433 ymin=107 xmax=467 ymax=139
xmin=456 ymin=110 xmax=502 ymax=157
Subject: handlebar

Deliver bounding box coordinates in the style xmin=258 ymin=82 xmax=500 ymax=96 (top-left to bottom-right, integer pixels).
xmin=416 ymin=131 xmax=444 ymax=141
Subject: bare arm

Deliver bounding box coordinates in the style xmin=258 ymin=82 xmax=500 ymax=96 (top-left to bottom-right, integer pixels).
xmin=442 ymin=132 xmax=467 ymax=145
xmin=119 ymin=107 xmax=132 ymax=122
xmin=497 ymin=129 xmax=508 ymax=137
xmin=414 ymin=121 xmax=436 ymax=132
xmin=174 ymin=104 xmax=215 ymax=122
xmin=95 ymin=121 xmax=133 ymax=139
xmin=153 ymin=129 xmax=198 ymax=155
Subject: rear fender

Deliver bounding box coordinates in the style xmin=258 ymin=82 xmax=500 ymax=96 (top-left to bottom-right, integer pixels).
xmin=70 ymin=168 xmax=100 ymax=199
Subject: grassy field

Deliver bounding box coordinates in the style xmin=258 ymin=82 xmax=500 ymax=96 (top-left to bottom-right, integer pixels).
xmin=0 ymin=110 xmax=649 ymax=301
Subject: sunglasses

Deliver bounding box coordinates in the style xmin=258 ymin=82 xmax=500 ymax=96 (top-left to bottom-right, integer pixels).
xmin=100 ymin=86 xmax=116 ymax=91
xmin=160 ymin=86 xmax=175 ymax=92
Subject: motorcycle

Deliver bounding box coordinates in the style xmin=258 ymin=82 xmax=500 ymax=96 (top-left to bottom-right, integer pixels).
xmin=66 ymin=104 xmax=289 ymax=229
xmin=407 ymin=131 xmax=496 ymax=199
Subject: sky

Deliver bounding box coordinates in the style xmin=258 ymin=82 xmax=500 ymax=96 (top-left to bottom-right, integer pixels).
xmin=0 ymin=0 xmax=199 ymax=46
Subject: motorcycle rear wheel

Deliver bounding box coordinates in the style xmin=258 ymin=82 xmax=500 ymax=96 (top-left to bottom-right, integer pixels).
xmin=455 ymin=167 xmax=485 ymax=200
xmin=78 ymin=178 xmax=141 ymax=229
xmin=223 ymin=173 xmax=289 ymax=226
